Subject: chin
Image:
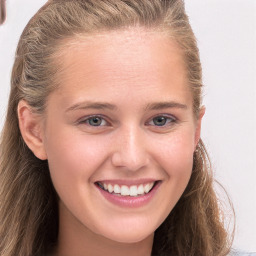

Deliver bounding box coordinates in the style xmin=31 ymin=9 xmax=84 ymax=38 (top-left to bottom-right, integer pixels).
xmin=96 ymin=222 xmax=155 ymax=244
xmin=105 ymin=232 xmax=152 ymax=244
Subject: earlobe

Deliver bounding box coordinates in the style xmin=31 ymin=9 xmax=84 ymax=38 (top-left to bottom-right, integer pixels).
xmin=17 ymin=100 xmax=47 ymax=160
xmin=194 ymin=106 xmax=205 ymax=150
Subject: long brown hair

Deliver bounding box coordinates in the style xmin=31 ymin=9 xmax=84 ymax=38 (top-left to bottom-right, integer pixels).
xmin=0 ymin=1 xmax=233 ymax=255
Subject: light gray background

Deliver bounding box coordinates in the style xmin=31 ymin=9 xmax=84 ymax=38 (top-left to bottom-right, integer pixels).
xmin=0 ymin=0 xmax=255 ymax=252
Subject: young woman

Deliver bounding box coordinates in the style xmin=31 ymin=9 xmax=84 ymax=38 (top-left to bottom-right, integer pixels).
xmin=0 ymin=0 xmax=236 ymax=255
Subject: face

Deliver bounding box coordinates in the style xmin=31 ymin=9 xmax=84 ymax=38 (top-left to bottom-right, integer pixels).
xmin=40 ymin=29 xmax=203 ymax=244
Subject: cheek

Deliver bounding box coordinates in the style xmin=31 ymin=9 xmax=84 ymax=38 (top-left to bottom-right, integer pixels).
xmin=44 ymin=127 xmax=111 ymax=185
xmin=154 ymin=130 xmax=195 ymax=177
xmin=44 ymin=128 xmax=114 ymax=222
xmin=145 ymin=130 xmax=195 ymax=223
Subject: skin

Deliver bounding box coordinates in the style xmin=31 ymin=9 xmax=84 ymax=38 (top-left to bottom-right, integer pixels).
xmin=18 ymin=28 xmax=204 ymax=256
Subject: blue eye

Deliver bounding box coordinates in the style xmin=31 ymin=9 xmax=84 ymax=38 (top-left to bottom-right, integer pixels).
xmin=153 ymin=116 xmax=167 ymax=126
xmin=149 ymin=115 xmax=176 ymax=127
xmin=88 ymin=117 xmax=103 ymax=126
xmin=80 ymin=116 xmax=108 ymax=126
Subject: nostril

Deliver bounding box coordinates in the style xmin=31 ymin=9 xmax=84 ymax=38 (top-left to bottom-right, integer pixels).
xmin=111 ymin=151 xmax=149 ymax=171
xmin=110 ymin=130 xmax=149 ymax=171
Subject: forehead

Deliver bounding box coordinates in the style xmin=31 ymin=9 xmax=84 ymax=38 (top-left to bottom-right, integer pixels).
xmin=52 ymin=28 xmax=191 ymax=107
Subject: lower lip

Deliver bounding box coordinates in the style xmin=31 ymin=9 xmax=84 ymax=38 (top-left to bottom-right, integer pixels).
xmin=95 ymin=181 xmax=161 ymax=208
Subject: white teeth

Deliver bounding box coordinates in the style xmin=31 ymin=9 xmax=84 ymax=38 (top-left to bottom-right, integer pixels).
xmin=107 ymin=184 xmax=113 ymax=193
xmin=99 ymin=182 xmax=156 ymax=196
xmin=130 ymin=185 xmax=138 ymax=197
xmin=114 ymin=184 xmax=121 ymax=194
xmin=137 ymin=184 xmax=144 ymax=195
xmin=120 ymin=185 xmax=130 ymax=196
xmin=144 ymin=182 xmax=154 ymax=193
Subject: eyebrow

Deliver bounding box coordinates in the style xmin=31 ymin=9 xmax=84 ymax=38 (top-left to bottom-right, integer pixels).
xmin=66 ymin=101 xmax=188 ymax=113
xmin=66 ymin=101 xmax=117 ymax=112
xmin=144 ymin=102 xmax=188 ymax=111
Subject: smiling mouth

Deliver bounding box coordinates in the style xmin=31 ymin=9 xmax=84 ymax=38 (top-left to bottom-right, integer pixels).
xmin=95 ymin=181 xmax=159 ymax=197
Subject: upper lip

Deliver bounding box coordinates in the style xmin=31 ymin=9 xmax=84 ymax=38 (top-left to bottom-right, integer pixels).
xmin=95 ymin=179 xmax=160 ymax=186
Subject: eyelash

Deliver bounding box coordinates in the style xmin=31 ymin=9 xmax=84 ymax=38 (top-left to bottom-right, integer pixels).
xmin=77 ymin=114 xmax=177 ymax=128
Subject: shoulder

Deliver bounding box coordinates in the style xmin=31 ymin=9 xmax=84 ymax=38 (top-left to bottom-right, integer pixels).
xmin=229 ymin=250 xmax=256 ymax=256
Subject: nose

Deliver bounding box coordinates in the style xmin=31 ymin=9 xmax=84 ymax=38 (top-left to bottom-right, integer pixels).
xmin=111 ymin=125 xmax=149 ymax=172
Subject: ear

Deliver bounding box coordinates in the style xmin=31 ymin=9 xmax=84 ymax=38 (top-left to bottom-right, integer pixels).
xmin=17 ymin=100 xmax=47 ymax=160
xmin=194 ymin=106 xmax=205 ymax=150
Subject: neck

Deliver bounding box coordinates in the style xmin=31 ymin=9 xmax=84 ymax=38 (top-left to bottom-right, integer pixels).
xmin=55 ymin=233 xmax=153 ymax=256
